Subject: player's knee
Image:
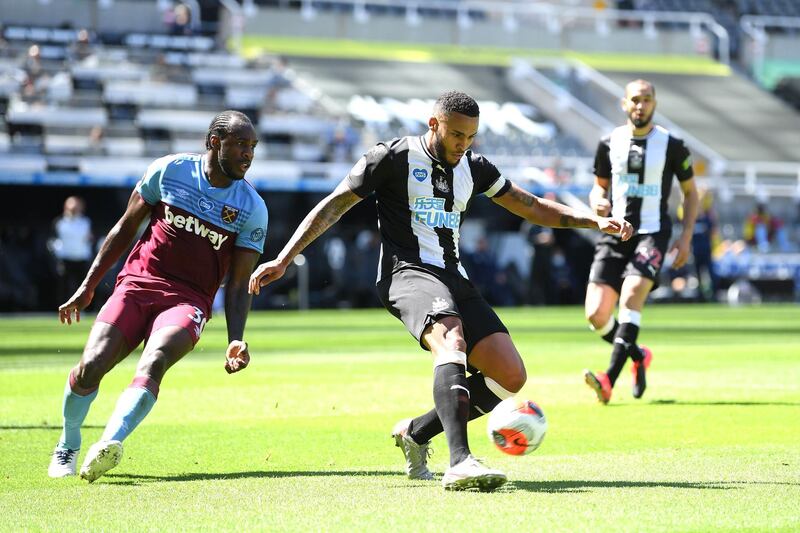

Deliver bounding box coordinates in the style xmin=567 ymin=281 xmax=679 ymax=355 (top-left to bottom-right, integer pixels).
xmin=586 ymin=308 xmax=610 ymax=328
xmin=492 ymin=359 xmax=527 ymax=393
xmin=136 ymin=351 xmax=169 ymax=381
xmin=77 ymin=342 xmax=118 ymax=386
xmin=502 ymin=370 xmax=527 ymax=394
xmin=73 ymin=359 xmax=105 ymax=389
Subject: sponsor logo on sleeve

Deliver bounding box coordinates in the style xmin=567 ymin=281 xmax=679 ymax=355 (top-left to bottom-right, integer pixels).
xmin=198 ymin=198 xmax=214 ymax=212
xmin=250 ymin=228 xmax=265 ymax=242
xmin=412 ymin=168 xmax=428 ymax=182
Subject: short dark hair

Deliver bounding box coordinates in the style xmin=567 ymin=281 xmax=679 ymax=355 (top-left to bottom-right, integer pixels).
xmin=626 ymin=79 xmax=656 ymax=98
xmin=433 ymin=91 xmax=480 ymax=118
xmin=205 ymin=110 xmax=254 ymax=150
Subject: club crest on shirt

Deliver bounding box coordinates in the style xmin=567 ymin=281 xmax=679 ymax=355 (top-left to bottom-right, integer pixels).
xmin=221 ymin=205 xmax=239 ymax=224
xmin=198 ymin=197 xmax=214 ymax=212
xmin=412 ymin=168 xmax=428 ymax=182
xmin=431 ymin=297 xmax=450 ymax=313
xmin=627 ymin=145 xmax=644 ymax=171
xmin=434 ymin=176 xmax=450 ymax=193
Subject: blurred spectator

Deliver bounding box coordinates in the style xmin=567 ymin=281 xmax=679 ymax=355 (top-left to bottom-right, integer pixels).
xmin=322 ymin=234 xmax=347 ymax=305
xmin=463 ymin=236 xmax=500 ymax=302
xmin=68 ymin=29 xmax=94 ymax=63
xmin=20 ymin=44 xmax=50 ymax=101
xmin=150 ymin=53 xmax=170 ymax=82
xmin=49 ymin=196 xmax=94 ymax=304
xmin=685 ymin=187 xmax=720 ymax=301
xmin=743 ymin=202 xmax=791 ymax=253
xmin=527 ymin=224 xmax=556 ymax=305
xmin=346 ymin=229 xmax=381 ymax=307
xmin=325 ymin=122 xmax=359 ymax=163
xmin=87 ymin=125 xmax=106 ymax=155
xmin=0 ymin=227 xmax=39 ymax=310
xmin=0 ymin=24 xmax=10 ymax=57
xmin=262 ymin=56 xmax=293 ymax=112
xmin=165 ymin=3 xmax=194 ymax=36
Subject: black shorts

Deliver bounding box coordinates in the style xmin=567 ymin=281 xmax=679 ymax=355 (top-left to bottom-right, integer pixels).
xmin=376 ymin=263 xmax=508 ymax=356
xmin=588 ymin=230 xmax=671 ymax=293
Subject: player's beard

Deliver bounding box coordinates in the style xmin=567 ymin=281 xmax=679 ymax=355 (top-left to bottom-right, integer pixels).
xmin=430 ymin=131 xmax=453 ymax=166
xmin=630 ymin=109 xmax=654 ymax=129
xmin=218 ymin=154 xmax=246 ymax=180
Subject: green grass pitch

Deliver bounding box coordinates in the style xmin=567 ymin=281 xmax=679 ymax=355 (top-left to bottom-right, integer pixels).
xmin=1 ymin=304 xmax=798 ymax=531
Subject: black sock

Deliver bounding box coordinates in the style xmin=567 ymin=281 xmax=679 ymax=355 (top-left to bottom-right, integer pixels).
xmin=432 ymin=363 xmax=470 ymax=466
xmin=410 ymin=374 xmax=502 ymax=443
xmin=409 ymin=373 xmax=504 ymax=445
xmin=467 ymin=373 xmax=506 ymax=417
xmin=629 ymin=340 xmax=643 ymax=362
xmin=606 ymin=322 xmax=640 ymax=386
xmin=601 ymin=318 xmax=619 ymax=344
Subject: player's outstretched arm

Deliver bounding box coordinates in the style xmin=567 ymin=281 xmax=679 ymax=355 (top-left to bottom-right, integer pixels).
xmin=669 ymin=177 xmax=699 ymax=269
xmin=589 ymin=177 xmax=611 ymax=216
xmin=249 ymin=180 xmax=363 ymax=295
xmin=223 ymin=248 xmax=261 ymax=374
xmin=58 ymin=190 xmax=152 ymax=325
xmin=492 ymin=182 xmax=633 ymax=241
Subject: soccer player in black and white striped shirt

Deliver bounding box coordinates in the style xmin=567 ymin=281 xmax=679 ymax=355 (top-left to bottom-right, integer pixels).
xmin=250 ymin=91 xmax=632 ymax=491
xmin=583 ymin=79 xmax=699 ymax=404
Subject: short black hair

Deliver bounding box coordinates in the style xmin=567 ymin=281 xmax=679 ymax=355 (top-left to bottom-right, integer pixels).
xmin=433 ymin=91 xmax=480 ymax=118
xmin=626 ymin=79 xmax=656 ymax=98
xmin=205 ymin=110 xmax=254 ymax=150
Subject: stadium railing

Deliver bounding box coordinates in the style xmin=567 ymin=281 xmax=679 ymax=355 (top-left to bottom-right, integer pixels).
xmin=739 ymin=15 xmax=800 ymax=89
xmin=240 ymin=0 xmax=730 ymax=64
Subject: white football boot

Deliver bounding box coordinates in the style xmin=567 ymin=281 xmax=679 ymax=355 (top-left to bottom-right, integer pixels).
xmin=48 ymin=446 xmax=79 ymax=478
xmin=442 ymin=455 xmax=507 ymax=491
xmin=79 ymin=440 xmax=123 ymax=483
xmin=392 ymin=419 xmax=434 ymax=480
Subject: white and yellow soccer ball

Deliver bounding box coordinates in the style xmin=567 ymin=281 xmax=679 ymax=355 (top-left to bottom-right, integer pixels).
xmin=487 ymin=397 xmax=547 ymax=456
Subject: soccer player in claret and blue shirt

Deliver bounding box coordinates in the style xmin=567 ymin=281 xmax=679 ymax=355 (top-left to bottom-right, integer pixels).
xmin=48 ymin=111 xmax=268 ymax=482
xmin=249 ymin=91 xmax=633 ymax=491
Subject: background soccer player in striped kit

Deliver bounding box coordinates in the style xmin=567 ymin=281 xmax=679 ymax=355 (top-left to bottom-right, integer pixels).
xmin=583 ymin=79 xmax=699 ymax=404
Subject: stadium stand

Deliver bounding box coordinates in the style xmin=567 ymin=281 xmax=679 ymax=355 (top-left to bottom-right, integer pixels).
xmin=0 ymin=0 xmax=798 ymax=310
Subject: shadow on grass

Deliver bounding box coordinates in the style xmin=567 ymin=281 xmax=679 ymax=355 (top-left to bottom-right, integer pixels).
xmin=649 ymin=399 xmax=800 ymax=407
xmin=0 ymin=347 xmax=84 ymax=356
xmin=507 ymin=479 xmax=800 ymax=493
xmin=105 ymin=470 xmax=405 ymax=484
xmin=0 ymin=424 xmax=103 ymax=431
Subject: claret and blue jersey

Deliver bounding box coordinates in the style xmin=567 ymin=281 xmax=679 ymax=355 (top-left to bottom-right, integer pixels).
xmin=119 ymin=153 xmax=268 ymax=302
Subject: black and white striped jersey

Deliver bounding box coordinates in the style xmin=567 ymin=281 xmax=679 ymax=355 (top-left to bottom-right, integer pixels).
xmin=346 ymin=135 xmax=511 ymax=282
xmin=594 ymin=125 xmax=694 ymax=234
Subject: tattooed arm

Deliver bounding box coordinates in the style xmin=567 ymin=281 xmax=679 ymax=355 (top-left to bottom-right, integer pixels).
xmin=492 ymin=182 xmax=633 ymax=239
xmin=249 ymin=179 xmax=363 ymax=295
